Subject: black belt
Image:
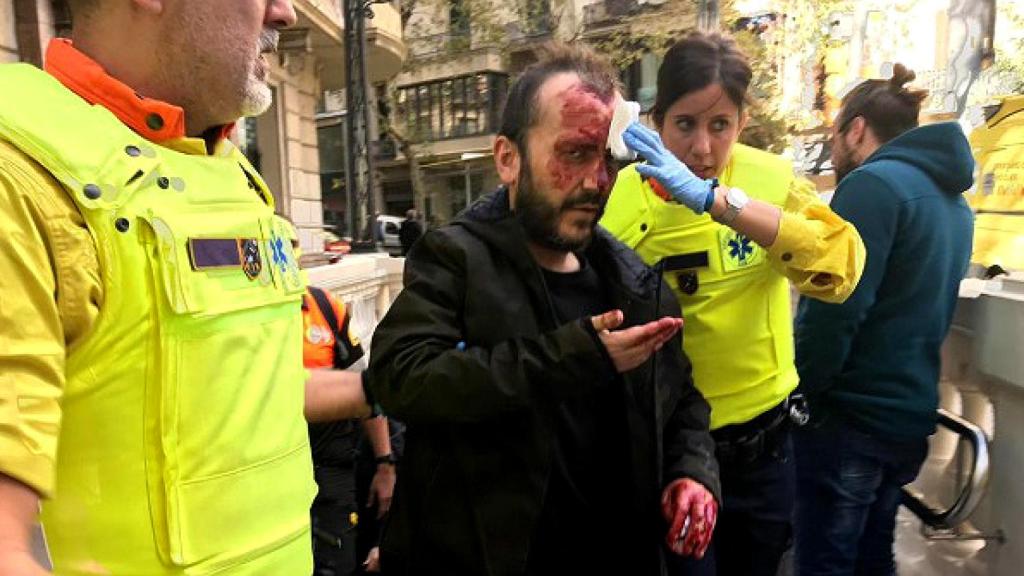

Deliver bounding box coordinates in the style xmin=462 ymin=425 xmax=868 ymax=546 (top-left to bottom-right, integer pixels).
xmin=712 ymin=398 xmax=806 ymax=464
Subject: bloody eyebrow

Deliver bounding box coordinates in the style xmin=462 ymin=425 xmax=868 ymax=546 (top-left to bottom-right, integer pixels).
xmin=554 ymin=137 xmax=601 ymax=150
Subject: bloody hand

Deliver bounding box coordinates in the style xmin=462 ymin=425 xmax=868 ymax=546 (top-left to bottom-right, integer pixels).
xmin=661 ymin=478 xmax=718 ymax=558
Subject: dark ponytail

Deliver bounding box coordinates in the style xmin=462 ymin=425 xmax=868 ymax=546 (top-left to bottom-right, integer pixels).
xmin=835 ymin=63 xmax=929 ymax=144
xmin=650 ymin=32 xmax=752 ymax=128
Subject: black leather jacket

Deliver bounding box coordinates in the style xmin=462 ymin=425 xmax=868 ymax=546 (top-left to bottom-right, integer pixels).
xmin=369 ymin=188 xmax=719 ymax=576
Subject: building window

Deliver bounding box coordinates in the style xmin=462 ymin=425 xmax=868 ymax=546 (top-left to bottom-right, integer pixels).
xmin=397 ymin=72 xmax=509 ymax=142
xmin=449 ymin=0 xmax=470 ymax=49
xmin=52 ymin=0 xmax=72 ymax=37
xmin=622 ymin=52 xmax=661 ymax=113
xmin=238 ymin=117 xmax=262 ymax=173
xmin=235 ymin=86 xmax=285 ymax=212
xmin=448 ymin=172 xmax=484 ymax=213
xmin=523 ymin=0 xmax=552 ymax=35
xmin=317 ymin=116 xmax=350 ymax=234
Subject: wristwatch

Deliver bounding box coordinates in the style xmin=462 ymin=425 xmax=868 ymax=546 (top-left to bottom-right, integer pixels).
xmin=375 ymin=453 xmax=398 ymax=466
xmin=719 ymin=186 xmax=749 ymax=225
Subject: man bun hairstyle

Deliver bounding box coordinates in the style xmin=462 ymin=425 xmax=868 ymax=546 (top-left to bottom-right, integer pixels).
xmin=651 ymin=32 xmax=752 ymax=128
xmin=498 ymin=43 xmax=621 ymax=156
xmin=835 ymin=62 xmax=929 ymax=144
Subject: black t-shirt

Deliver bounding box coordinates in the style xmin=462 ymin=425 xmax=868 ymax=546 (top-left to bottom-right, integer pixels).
xmin=527 ymin=255 xmax=631 ymax=574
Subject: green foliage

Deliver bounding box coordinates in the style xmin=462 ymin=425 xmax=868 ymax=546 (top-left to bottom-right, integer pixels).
xmin=589 ymin=33 xmax=674 ymax=70
xmin=585 ymin=0 xmax=852 ymax=152
xmin=581 ymin=0 xmax=698 ymax=69
xmin=732 ymin=29 xmax=788 ymax=153
xmin=401 ymin=0 xmax=574 ymax=64
xmin=968 ymin=0 xmax=1024 ymax=107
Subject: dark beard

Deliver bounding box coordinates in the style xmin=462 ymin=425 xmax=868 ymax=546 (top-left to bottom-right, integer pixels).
xmin=514 ymin=163 xmax=604 ymax=252
xmin=832 ymin=146 xmax=858 ymax=185
xmin=834 ymin=163 xmax=853 ymax=185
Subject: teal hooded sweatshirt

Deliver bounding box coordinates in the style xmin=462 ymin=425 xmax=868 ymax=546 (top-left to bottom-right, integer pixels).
xmin=795 ymin=122 xmax=974 ymax=439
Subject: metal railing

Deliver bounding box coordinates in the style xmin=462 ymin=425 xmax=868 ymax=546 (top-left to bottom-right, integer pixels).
xmin=395 ymin=72 xmax=508 ymax=143
xmin=901 ymin=409 xmax=1001 ymax=540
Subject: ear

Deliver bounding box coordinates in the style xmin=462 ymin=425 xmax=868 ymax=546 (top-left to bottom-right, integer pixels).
xmin=847 ymin=116 xmax=867 ymax=145
xmin=493 ymin=135 xmax=521 ymax=192
xmin=737 ymin=110 xmax=750 ymax=134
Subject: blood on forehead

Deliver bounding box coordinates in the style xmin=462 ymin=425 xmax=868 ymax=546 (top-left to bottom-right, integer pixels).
xmin=543 ymin=84 xmax=616 ymax=193
xmin=557 ymin=84 xmax=613 ymax=143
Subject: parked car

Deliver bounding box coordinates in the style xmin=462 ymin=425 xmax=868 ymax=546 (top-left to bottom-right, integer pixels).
xmin=321 ymin=228 xmax=351 ymax=264
xmin=377 ymin=214 xmax=404 ymax=256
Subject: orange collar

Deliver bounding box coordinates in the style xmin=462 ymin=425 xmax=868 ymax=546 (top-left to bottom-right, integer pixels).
xmin=44 ymin=39 xmax=234 ymax=144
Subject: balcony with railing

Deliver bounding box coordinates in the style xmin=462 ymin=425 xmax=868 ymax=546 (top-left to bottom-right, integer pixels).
xmin=395 ymin=72 xmax=509 ymax=143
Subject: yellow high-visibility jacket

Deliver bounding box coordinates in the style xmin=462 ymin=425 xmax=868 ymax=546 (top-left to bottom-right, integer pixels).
xmin=601 ymin=143 xmax=864 ymax=429
xmin=0 ymin=64 xmax=316 ymax=575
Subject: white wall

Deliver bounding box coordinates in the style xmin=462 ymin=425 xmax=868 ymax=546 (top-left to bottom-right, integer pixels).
xmin=0 ymin=0 xmax=19 ymax=63
xmin=306 ymin=253 xmax=405 ymax=357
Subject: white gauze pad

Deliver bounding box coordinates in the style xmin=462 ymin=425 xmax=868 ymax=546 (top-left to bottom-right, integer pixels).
xmin=607 ymin=98 xmax=641 ymax=161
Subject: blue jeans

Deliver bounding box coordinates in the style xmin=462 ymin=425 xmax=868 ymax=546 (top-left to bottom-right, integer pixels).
xmin=793 ymin=423 xmax=928 ymax=576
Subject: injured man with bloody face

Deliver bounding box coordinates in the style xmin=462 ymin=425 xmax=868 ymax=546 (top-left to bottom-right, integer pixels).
xmin=367 ymin=43 xmax=720 ymax=576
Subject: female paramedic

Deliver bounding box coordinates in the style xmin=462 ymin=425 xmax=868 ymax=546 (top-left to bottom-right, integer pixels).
xmin=601 ymin=32 xmax=865 ymax=576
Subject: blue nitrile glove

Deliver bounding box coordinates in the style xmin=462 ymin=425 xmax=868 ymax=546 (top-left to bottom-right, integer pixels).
xmin=622 ymin=122 xmax=715 ymax=214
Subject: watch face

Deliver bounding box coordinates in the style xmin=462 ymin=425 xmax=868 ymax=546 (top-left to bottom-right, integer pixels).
xmin=726 ymin=187 xmax=749 ymax=207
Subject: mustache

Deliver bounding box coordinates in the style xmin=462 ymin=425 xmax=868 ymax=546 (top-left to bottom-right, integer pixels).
xmin=259 ymin=30 xmax=280 ymax=54
xmin=562 ymin=191 xmax=604 ymax=210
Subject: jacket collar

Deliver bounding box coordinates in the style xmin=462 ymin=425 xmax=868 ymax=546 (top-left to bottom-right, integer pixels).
xmin=455 ymin=187 xmax=659 ymax=299
xmin=44 ymin=38 xmax=234 ymax=149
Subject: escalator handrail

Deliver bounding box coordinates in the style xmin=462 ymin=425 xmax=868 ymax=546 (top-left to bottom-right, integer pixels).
xmin=901 ymin=408 xmax=990 ymax=530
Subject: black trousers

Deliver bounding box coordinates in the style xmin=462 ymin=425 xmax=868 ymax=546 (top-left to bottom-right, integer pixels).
xmin=355 ymin=453 xmax=382 ymax=573
xmin=668 ymin=420 xmax=795 ymax=576
xmin=354 ymin=419 xmax=405 ymax=573
xmin=312 ymin=466 xmax=359 ymax=576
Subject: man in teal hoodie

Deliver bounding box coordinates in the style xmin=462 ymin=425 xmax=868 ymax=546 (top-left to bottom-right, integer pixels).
xmin=792 ymin=64 xmax=975 ymax=576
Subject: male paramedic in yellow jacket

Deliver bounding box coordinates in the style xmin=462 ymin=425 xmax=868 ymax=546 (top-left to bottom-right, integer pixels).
xmin=0 ymin=1 xmax=368 ymax=574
